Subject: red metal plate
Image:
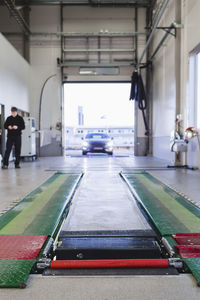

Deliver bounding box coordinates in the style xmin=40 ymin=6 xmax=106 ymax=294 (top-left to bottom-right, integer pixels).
xmin=173 ymin=233 xmax=200 ymax=257
xmin=0 ymin=235 xmax=48 ymax=259
xmin=174 ymin=245 xmax=200 ymax=258
xmin=174 ymin=233 xmax=200 ymax=237
xmin=173 ymin=236 xmax=200 ymax=245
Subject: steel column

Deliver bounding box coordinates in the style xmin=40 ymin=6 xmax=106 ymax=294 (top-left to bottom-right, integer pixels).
xmin=134 ymin=6 xmax=139 ymax=156
xmin=22 ymin=5 xmax=30 ymax=62
xmin=174 ymin=0 xmax=182 ymax=166
xmin=60 ymin=4 xmax=64 ymax=155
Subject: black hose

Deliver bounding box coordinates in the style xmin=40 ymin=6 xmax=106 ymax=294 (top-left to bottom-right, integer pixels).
xmin=129 ymin=71 xmax=149 ymax=135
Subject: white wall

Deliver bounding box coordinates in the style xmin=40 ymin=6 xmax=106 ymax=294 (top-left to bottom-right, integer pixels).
xmin=29 ymin=5 xmax=147 ymax=156
xmin=151 ymin=1 xmax=176 ymax=161
xmin=181 ymin=0 xmax=200 ymax=167
xmin=29 ymin=6 xmax=62 ymax=155
xmin=62 ymin=6 xmax=146 ymax=81
xmin=0 ymin=33 xmax=30 ymax=116
xmin=151 ymin=0 xmax=200 ymax=167
xmin=2 ymin=2 xmax=200 ymax=161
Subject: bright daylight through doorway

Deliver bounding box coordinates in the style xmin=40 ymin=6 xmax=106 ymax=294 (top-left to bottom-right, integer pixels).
xmin=64 ymin=83 xmax=134 ymax=156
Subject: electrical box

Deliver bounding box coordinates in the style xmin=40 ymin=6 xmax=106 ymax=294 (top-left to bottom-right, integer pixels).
xmin=170 ymin=139 xmax=188 ymax=152
xmin=21 ymin=117 xmax=36 ymax=158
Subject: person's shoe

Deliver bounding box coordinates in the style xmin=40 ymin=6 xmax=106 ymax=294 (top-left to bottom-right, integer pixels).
xmin=15 ymin=165 xmax=21 ymax=169
xmin=2 ymin=165 xmax=8 ymax=169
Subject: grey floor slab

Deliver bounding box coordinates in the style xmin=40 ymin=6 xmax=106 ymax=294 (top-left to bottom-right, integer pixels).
xmin=150 ymin=169 xmax=200 ymax=206
xmin=1 ymin=151 xmax=200 ymax=298
xmin=0 ymin=274 xmax=200 ymax=300
xmin=62 ymin=171 xmax=149 ymax=231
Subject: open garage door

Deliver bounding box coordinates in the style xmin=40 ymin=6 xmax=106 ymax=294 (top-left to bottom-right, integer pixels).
xmin=64 ymin=82 xmax=134 ymax=157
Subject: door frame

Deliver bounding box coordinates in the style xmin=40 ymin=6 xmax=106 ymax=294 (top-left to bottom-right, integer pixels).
xmin=0 ymin=104 xmax=5 ymax=157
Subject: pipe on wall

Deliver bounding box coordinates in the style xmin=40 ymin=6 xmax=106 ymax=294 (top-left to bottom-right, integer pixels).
xmin=38 ymin=74 xmax=56 ymax=156
xmin=137 ymin=0 xmax=170 ymax=69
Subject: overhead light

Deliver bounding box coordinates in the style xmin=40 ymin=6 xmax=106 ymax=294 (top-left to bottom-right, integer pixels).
xmin=79 ymin=70 xmax=97 ymax=75
xmin=79 ymin=67 xmax=119 ymax=75
xmin=16 ymin=6 xmax=23 ymax=11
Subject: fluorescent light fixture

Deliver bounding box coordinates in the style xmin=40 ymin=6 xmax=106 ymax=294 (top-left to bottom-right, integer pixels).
xmin=79 ymin=67 xmax=119 ymax=75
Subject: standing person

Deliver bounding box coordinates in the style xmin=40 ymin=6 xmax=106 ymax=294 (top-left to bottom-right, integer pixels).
xmin=2 ymin=107 xmax=25 ymax=169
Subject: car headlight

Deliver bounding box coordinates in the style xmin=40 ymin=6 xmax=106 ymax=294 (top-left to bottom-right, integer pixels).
xmin=107 ymin=141 xmax=113 ymax=147
xmin=83 ymin=141 xmax=89 ymax=147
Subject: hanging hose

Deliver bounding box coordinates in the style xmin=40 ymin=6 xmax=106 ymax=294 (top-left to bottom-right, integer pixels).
xmin=129 ymin=71 xmax=149 ymax=136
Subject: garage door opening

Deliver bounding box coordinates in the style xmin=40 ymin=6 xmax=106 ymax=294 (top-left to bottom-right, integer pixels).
xmin=64 ymin=82 xmax=134 ymax=157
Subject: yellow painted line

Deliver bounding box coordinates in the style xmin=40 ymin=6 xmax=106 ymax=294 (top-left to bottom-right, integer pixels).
xmin=149 ymin=172 xmax=200 ymax=209
xmin=135 ymin=174 xmax=200 ymax=232
xmin=0 ymin=174 xmax=69 ymax=234
xmin=0 ymin=173 xmax=56 ymax=218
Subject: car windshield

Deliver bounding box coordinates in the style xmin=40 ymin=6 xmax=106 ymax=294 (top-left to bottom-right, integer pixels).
xmin=85 ymin=133 xmax=109 ymax=139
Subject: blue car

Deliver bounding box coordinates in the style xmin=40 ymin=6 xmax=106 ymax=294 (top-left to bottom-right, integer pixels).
xmin=82 ymin=133 xmax=113 ymax=155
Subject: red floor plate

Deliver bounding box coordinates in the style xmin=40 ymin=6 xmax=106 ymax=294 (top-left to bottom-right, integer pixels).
xmin=0 ymin=235 xmax=48 ymax=259
xmin=173 ymin=236 xmax=200 ymax=245
xmin=173 ymin=234 xmax=200 ymax=258
xmin=175 ymin=233 xmax=200 ymax=237
xmin=174 ymin=245 xmax=200 ymax=258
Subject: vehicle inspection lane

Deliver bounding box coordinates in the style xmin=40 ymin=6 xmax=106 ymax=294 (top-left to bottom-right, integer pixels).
xmin=62 ymin=170 xmax=150 ymax=231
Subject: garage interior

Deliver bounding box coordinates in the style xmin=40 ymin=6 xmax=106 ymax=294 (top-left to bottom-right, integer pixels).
xmin=0 ymin=1 xmax=200 ymax=299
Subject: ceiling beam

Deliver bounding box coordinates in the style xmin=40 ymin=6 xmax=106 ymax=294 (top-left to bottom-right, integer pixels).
xmin=8 ymin=0 xmax=151 ymax=7
xmin=2 ymin=0 xmax=31 ymax=35
xmin=3 ymin=31 xmax=147 ymax=37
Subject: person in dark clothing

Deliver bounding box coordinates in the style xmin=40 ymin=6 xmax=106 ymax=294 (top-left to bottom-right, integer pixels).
xmin=2 ymin=107 xmax=25 ymax=169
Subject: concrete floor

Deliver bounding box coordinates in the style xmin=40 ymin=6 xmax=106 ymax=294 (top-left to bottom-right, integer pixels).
xmin=0 ymin=151 xmax=200 ymax=299
xmin=63 ymin=171 xmax=149 ymax=231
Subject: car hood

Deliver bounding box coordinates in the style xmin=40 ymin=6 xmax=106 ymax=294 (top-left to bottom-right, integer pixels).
xmin=86 ymin=139 xmax=111 ymax=145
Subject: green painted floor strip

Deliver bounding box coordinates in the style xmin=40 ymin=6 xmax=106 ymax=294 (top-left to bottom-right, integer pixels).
xmin=0 ymin=173 xmax=81 ymax=235
xmin=23 ymin=175 xmax=80 ymax=235
xmin=122 ymin=172 xmax=200 ymax=235
xmin=0 ymin=259 xmax=35 ymax=288
xmin=0 ymin=173 xmax=82 ymax=288
xmin=0 ymin=173 xmax=63 ymax=230
xmin=122 ymin=172 xmax=200 ymax=285
xmin=183 ymin=258 xmax=200 ymax=286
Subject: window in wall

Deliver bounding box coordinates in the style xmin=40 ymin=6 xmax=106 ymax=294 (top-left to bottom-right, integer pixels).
xmin=188 ymin=52 xmax=200 ymax=128
xmin=197 ymin=53 xmax=200 ymax=127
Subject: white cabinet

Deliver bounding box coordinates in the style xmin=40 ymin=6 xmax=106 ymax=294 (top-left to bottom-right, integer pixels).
xmin=21 ymin=117 xmax=36 ymax=158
